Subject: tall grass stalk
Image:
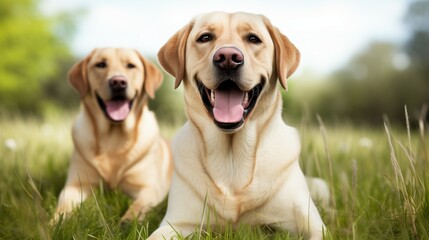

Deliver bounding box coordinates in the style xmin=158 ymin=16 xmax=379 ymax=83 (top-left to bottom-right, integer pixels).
xmin=383 ymin=106 xmax=427 ymax=238
xmin=316 ymin=115 xmax=337 ymax=212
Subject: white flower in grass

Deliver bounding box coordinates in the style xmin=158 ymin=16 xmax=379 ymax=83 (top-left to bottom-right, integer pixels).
xmin=4 ymin=138 xmax=17 ymax=151
xmin=359 ymin=137 xmax=373 ymax=149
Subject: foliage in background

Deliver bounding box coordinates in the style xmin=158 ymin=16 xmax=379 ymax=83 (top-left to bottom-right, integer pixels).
xmin=307 ymin=42 xmax=428 ymax=125
xmin=0 ymin=0 xmax=79 ymax=115
xmin=282 ymin=0 xmax=429 ymax=126
xmin=405 ymin=0 xmax=429 ymax=72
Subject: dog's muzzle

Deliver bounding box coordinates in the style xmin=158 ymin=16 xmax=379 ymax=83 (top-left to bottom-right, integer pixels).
xmin=198 ymin=80 xmax=263 ymax=132
xmin=96 ymin=76 xmax=135 ymax=122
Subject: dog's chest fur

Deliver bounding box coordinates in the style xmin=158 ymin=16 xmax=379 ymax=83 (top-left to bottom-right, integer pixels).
xmin=91 ymin=131 xmax=140 ymax=187
xmin=204 ymin=130 xmax=258 ymax=194
xmin=174 ymin=120 xmax=301 ymax=223
xmin=73 ymin=107 xmax=157 ymax=188
xmin=203 ymin=146 xmax=273 ymax=222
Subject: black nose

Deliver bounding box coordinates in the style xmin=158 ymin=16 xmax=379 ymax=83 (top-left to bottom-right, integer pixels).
xmin=109 ymin=76 xmax=128 ymax=91
xmin=213 ymin=47 xmax=244 ymax=70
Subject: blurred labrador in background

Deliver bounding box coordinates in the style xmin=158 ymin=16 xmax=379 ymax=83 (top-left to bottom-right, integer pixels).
xmin=55 ymin=48 xmax=172 ymax=222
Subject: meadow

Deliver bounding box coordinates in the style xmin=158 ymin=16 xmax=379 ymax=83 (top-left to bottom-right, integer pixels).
xmin=0 ymin=110 xmax=427 ymax=240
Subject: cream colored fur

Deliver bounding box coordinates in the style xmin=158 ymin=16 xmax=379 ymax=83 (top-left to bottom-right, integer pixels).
xmin=149 ymin=12 xmax=328 ymax=240
xmin=55 ymin=48 xmax=172 ymax=222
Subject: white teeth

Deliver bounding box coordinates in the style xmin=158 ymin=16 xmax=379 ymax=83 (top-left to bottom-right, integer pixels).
xmin=210 ymin=90 xmax=215 ymax=103
xmin=243 ymin=92 xmax=249 ymax=105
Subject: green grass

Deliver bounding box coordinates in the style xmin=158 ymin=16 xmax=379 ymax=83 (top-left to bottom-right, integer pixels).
xmin=0 ymin=111 xmax=428 ymax=239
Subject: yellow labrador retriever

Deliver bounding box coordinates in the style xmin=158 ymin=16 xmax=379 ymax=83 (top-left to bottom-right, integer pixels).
xmin=149 ymin=12 xmax=328 ymax=239
xmin=55 ymin=48 xmax=172 ymax=222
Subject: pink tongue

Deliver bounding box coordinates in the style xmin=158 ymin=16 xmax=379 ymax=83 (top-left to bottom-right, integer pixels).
xmin=213 ymin=88 xmax=244 ymax=123
xmin=105 ymin=100 xmax=130 ymax=121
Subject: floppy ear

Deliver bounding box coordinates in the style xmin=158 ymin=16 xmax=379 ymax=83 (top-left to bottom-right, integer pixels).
xmin=157 ymin=22 xmax=194 ymax=89
xmin=137 ymin=52 xmax=163 ymax=99
xmin=264 ymin=18 xmax=300 ymax=90
xmin=68 ymin=49 xmax=96 ymax=98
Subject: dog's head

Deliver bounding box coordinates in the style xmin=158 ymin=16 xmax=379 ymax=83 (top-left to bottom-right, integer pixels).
xmin=158 ymin=12 xmax=300 ymax=132
xmin=68 ymin=48 xmax=162 ymax=122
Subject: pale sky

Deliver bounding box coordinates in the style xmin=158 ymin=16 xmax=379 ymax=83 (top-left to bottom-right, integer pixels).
xmin=40 ymin=0 xmax=409 ymax=75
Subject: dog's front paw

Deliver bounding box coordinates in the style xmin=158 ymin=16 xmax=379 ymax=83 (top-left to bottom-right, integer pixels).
xmin=120 ymin=205 xmax=148 ymax=223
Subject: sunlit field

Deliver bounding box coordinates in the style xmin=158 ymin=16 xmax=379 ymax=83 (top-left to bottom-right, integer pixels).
xmin=1 ymin=0 xmax=428 ymax=239
xmin=0 ymin=110 xmax=427 ymax=240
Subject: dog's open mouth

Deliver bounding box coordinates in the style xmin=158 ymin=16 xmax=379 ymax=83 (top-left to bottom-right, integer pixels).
xmin=198 ymin=80 xmax=263 ymax=130
xmin=96 ymin=94 xmax=135 ymax=122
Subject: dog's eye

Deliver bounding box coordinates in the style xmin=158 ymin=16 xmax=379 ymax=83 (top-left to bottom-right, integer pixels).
xmin=248 ymin=34 xmax=262 ymax=44
xmin=95 ymin=62 xmax=107 ymax=68
xmin=127 ymin=63 xmax=136 ymax=69
xmin=197 ymin=33 xmax=213 ymax=43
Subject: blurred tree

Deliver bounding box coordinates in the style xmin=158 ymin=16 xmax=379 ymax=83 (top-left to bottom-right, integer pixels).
xmin=404 ymin=0 xmax=429 ymax=71
xmin=0 ymin=0 xmax=76 ymax=115
xmin=403 ymin=0 xmax=429 ymax=122
xmin=309 ymin=40 xmax=428 ymax=125
xmin=296 ymin=1 xmax=429 ymax=126
xmin=313 ymin=42 xmax=398 ymax=124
